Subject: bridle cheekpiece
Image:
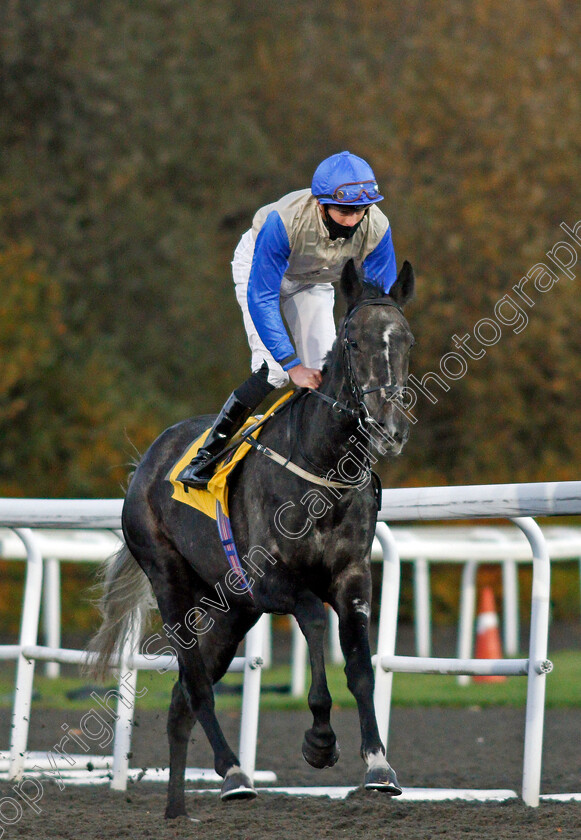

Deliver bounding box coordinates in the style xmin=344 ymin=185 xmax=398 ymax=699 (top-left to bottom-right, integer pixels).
xmin=310 ymin=297 xmax=407 ymax=434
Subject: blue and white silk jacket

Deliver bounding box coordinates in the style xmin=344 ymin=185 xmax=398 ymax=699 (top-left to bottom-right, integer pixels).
xmin=247 ymin=189 xmax=397 ymax=370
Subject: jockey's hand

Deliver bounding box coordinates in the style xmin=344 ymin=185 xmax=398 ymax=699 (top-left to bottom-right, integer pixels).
xmin=289 ymin=364 xmax=322 ymax=390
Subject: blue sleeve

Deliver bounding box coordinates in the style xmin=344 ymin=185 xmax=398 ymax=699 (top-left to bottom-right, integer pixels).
xmin=362 ymin=226 xmax=397 ymax=293
xmin=247 ymin=212 xmax=301 ymax=370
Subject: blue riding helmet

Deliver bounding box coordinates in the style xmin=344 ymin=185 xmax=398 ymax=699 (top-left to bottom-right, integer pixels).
xmin=311 ymin=151 xmax=384 ymax=205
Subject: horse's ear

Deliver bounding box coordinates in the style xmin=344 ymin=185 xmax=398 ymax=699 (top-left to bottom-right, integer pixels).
xmin=340 ymin=258 xmax=364 ymax=307
xmin=389 ymin=260 xmax=415 ymax=308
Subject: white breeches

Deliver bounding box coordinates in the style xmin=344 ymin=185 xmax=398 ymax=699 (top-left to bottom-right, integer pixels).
xmin=232 ymin=230 xmax=337 ymax=388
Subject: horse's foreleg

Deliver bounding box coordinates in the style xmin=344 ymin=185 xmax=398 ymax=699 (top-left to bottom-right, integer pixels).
xmin=332 ymin=578 xmax=402 ymax=795
xmin=293 ymin=591 xmax=340 ymax=769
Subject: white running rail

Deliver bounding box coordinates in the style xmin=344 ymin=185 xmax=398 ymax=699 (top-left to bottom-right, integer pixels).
xmin=0 ymin=512 xmax=268 ymax=791
xmin=1 ymin=479 xmax=580 ymax=804
xmin=372 ymin=479 xmax=581 ymax=807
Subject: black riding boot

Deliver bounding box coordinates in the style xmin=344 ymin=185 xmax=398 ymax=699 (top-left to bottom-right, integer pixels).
xmin=178 ymin=365 xmax=275 ymax=490
xmin=178 ymin=393 xmax=253 ymax=489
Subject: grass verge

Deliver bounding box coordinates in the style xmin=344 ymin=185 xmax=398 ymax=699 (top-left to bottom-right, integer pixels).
xmin=0 ymin=650 xmax=578 ymax=713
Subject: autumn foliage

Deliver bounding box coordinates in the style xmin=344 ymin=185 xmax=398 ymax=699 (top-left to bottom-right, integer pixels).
xmin=1 ymin=1 xmax=580 ymax=497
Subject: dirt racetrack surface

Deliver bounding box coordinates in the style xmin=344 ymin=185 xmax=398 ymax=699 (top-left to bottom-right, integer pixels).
xmin=1 ymin=704 xmax=580 ymax=840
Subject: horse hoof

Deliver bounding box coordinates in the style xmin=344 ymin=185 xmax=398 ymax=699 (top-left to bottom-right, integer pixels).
xmin=363 ymin=764 xmax=402 ymax=795
xmin=301 ymin=732 xmax=340 ymax=769
xmin=164 ymin=808 xmax=189 ymax=820
xmin=220 ymin=770 xmax=257 ymax=801
xmin=165 ymin=805 xmax=199 ymax=821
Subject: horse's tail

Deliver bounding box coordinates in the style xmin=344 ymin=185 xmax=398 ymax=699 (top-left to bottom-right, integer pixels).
xmin=84 ymin=543 xmax=156 ymax=682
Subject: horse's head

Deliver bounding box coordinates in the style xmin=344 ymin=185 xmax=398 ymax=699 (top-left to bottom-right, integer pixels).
xmin=339 ymin=259 xmax=415 ymax=455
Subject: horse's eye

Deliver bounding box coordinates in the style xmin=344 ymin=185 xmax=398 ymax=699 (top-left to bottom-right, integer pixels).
xmin=349 ymin=340 xmax=359 ymax=350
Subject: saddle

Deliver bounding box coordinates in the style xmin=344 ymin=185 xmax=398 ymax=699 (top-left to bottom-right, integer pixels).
xmin=166 ymin=391 xmax=293 ymax=520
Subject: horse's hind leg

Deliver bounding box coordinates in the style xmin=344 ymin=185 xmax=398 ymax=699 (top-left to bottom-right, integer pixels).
xmin=293 ymin=591 xmax=340 ymax=769
xmin=196 ymin=602 xmax=260 ymax=800
xmin=137 ymin=552 xmax=256 ymax=815
xmin=165 ymin=651 xmax=255 ymax=817
xmin=165 ymin=680 xmax=195 ymax=819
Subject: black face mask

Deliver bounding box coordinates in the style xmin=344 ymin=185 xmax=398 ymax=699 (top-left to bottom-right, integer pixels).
xmin=322 ymin=207 xmax=366 ymax=241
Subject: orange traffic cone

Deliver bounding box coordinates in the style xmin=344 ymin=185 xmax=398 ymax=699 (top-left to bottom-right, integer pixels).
xmin=473 ymin=586 xmax=506 ymax=683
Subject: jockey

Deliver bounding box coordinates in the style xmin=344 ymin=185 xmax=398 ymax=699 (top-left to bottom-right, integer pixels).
xmin=179 ymin=150 xmax=398 ymax=489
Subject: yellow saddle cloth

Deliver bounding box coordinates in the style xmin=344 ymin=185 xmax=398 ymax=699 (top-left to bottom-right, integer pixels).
xmin=167 ymin=392 xmax=292 ymax=519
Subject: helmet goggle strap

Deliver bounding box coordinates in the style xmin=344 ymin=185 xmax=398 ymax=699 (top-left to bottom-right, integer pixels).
xmin=316 ymin=180 xmax=380 ymax=203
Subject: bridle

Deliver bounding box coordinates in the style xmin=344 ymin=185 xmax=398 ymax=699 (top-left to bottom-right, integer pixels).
xmin=309 ymin=297 xmax=409 ymax=434
xmin=228 ymin=297 xmax=412 ymax=491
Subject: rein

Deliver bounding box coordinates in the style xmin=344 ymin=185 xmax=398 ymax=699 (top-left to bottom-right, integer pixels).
xmin=192 ymin=391 xmax=303 ymax=472
xmin=188 ymin=392 xmax=361 ymax=490
xmin=245 ymin=296 xmax=406 ymax=490
xmin=201 ymin=296 xmax=407 ymax=492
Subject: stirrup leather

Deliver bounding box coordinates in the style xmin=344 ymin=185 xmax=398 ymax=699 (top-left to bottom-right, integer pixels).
xmin=178 ymin=392 xmax=253 ymax=489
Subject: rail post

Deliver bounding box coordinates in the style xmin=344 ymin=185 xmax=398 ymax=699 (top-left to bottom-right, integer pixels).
xmin=8 ymin=529 xmax=43 ymax=781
